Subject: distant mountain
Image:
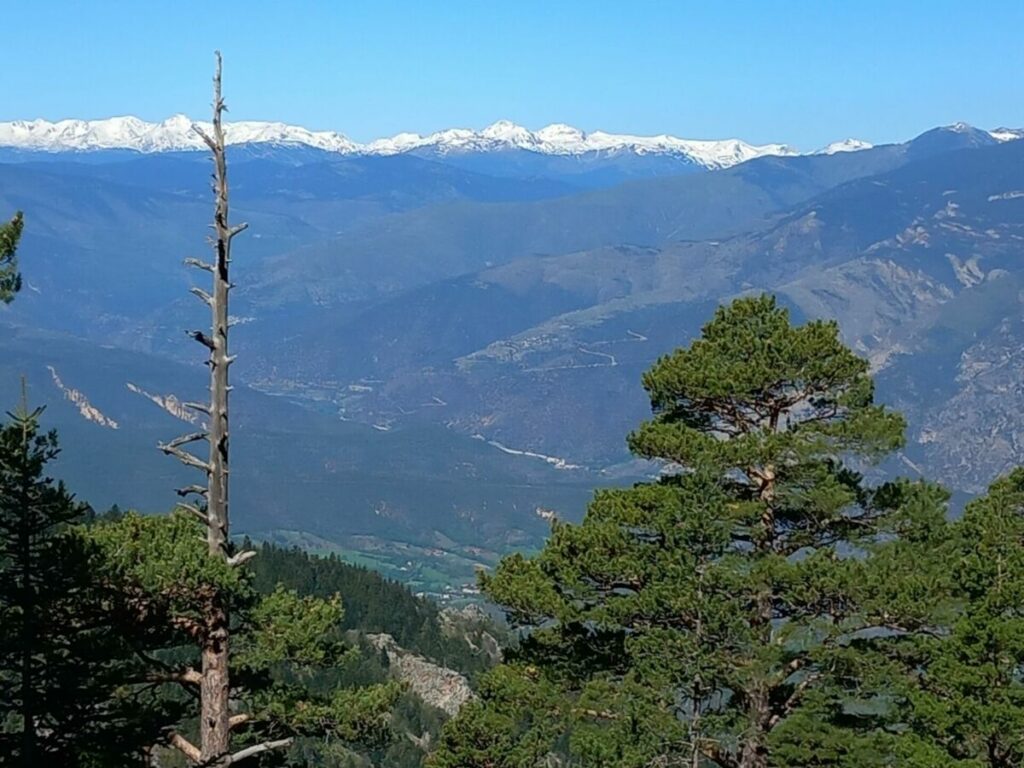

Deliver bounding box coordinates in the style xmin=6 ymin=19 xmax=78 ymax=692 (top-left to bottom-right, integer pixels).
xmin=3 ymin=119 xmax=1024 ymax=585
xmin=904 ymin=121 xmax=1001 ymax=160
xmin=0 ymin=114 xmax=824 ymax=169
xmin=235 ymin=134 xmax=922 ymax=311
xmin=991 ymin=127 xmax=1024 ymax=142
xmin=244 ymin=133 xmax=1024 ymax=494
xmin=0 ymin=115 xmax=360 ymax=154
xmin=379 ymin=120 xmax=800 ymax=169
xmin=5 ymin=115 xmax=1016 ymax=168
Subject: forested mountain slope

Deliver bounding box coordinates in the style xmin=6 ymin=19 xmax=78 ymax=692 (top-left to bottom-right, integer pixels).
xmin=244 ymin=137 xmax=1024 ymax=492
xmin=0 ymin=123 xmax=1020 ymax=586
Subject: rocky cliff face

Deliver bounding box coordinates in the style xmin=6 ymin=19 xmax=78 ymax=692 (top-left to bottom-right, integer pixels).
xmin=884 ymin=293 xmax=1024 ymax=493
xmin=439 ymin=604 xmax=504 ymax=664
xmin=48 ymin=366 xmax=119 ymax=429
xmin=368 ymin=633 xmax=475 ymax=717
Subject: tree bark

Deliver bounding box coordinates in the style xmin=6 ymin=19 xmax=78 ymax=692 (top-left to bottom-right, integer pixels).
xmin=739 ymin=720 xmax=769 ymax=768
xmin=199 ymin=614 xmax=230 ymax=764
xmin=737 ymin=465 xmax=777 ymax=768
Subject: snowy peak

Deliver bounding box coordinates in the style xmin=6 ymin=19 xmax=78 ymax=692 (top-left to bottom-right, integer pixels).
xmin=990 ymin=127 xmax=1024 ymax=143
xmin=816 ymin=138 xmax=873 ymax=155
xmin=480 ymin=119 xmax=534 ymax=143
xmin=535 ymin=123 xmax=587 ymax=147
xmin=0 ymin=115 xmax=800 ymax=169
xmin=360 ymin=120 xmax=800 ymax=168
xmin=0 ymin=114 xmax=360 ymax=154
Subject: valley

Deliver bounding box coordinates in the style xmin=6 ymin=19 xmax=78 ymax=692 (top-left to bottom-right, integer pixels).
xmin=2 ymin=118 xmax=1021 ymax=587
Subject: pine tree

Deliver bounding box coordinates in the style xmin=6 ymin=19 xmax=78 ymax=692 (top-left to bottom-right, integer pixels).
xmin=0 ymin=212 xmax=23 ymax=304
xmin=0 ymin=394 xmax=81 ymax=764
xmin=0 ymin=394 xmax=170 ymax=766
xmin=852 ymin=469 xmax=1024 ymax=766
xmin=432 ymin=295 xmax=910 ymax=768
xmin=87 ymin=511 xmax=400 ymax=766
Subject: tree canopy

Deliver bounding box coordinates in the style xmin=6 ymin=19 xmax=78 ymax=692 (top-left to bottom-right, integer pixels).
xmin=432 ymin=295 xmax=923 ymax=768
xmin=0 ymin=212 xmax=23 ymax=304
xmin=0 ymin=400 xmax=174 ymax=766
xmin=4 ymin=293 xmax=1024 ymax=768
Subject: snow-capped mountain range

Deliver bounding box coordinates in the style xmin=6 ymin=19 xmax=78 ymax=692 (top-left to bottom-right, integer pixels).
xmin=363 ymin=121 xmax=803 ymax=168
xmin=0 ymin=115 xmax=839 ymax=169
xmin=0 ymin=115 xmax=1019 ymax=169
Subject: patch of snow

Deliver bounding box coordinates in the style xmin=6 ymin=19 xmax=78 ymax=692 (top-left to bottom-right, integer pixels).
xmin=0 ymin=114 xmax=360 ymax=154
xmin=946 ymin=254 xmax=985 ymax=287
xmin=365 ymin=119 xmax=799 ymax=167
xmin=535 ymin=507 xmax=558 ymax=522
xmin=815 ymin=138 xmax=873 ymax=155
xmin=989 ymin=127 xmax=1024 ymax=142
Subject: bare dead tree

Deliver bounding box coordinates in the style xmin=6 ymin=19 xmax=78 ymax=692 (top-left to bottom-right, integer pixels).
xmin=159 ymin=52 xmax=286 ymax=767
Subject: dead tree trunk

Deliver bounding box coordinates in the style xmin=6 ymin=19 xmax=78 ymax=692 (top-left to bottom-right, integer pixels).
xmin=193 ymin=51 xmax=234 ymax=767
xmin=159 ymin=52 xmax=281 ymax=768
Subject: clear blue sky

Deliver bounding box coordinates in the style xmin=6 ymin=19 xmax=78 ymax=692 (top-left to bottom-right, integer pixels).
xmin=3 ymin=1 xmax=1022 ymax=149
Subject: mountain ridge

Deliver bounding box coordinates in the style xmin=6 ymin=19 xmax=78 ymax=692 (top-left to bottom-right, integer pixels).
xmin=0 ymin=114 xmax=864 ymax=168
xmin=3 ymin=119 xmax=1024 ymax=585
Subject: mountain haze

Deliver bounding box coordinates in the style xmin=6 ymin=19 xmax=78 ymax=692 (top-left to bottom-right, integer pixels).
xmin=2 ymin=118 xmax=1022 ymax=585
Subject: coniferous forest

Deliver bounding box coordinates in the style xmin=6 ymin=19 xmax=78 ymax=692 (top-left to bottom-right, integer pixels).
xmin=2 ymin=28 xmax=1024 ymax=768
xmin=5 ymin=241 xmax=1024 ymax=765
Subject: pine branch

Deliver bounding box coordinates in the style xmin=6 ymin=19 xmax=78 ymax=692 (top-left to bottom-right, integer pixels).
xmin=167 ymin=431 xmax=208 ymax=448
xmin=190 ymin=286 xmax=213 ymax=307
xmin=169 ymin=732 xmax=201 ymax=762
xmin=191 ymin=124 xmax=217 ymax=153
xmin=158 ymin=441 xmax=211 ymax=473
xmin=768 ymin=672 xmax=822 ymax=729
xmin=135 ymin=669 xmax=203 ymax=688
xmin=186 ymin=330 xmax=216 ymax=351
xmin=184 ymin=257 xmax=215 ymax=273
xmin=226 ymin=550 xmax=256 ymax=568
xmin=224 ymin=738 xmax=292 ymax=765
xmin=176 ymin=503 xmax=209 ymax=525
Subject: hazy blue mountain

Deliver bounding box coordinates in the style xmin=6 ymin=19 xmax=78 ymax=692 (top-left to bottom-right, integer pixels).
xmin=254 ymin=137 xmax=1024 ymax=493
xmin=14 ymin=151 xmax=580 ymax=204
xmin=239 ymin=140 xmax=911 ymax=310
xmin=2 ymin=122 xmax=1022 ymax=584
xmin=405 ymin=146 xmax=709 ymax=188
xmin=903 ymin=122 xmax=999 ymax=160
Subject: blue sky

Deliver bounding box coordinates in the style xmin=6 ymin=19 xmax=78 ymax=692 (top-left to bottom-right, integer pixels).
xmin=3 ymin=1 xmax=1022 ymax=149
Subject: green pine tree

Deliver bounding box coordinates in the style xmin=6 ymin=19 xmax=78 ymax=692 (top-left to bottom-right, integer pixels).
xmin=851 ymin=469 xmax=1024 ymax=766
xmin=432 ymin=295 xmax=911 ymax=768
xmin=0 ymin=395 xmax=172 ymax=766
xmin=0 ymin=213 xmax=23 ymax=304
xmin=87 ymin=511 xmax=402 ymax=765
